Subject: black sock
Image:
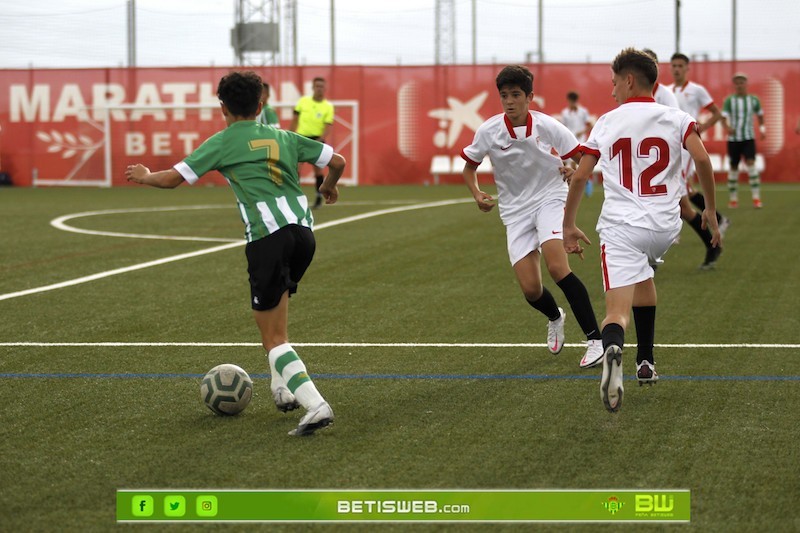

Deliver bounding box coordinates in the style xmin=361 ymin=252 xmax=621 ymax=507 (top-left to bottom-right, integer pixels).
xmin=556 ymin=272 xmax=601 ymax=340
xmin=690 ymin=192 xmax=723 ymax=223
xmin=526 ymin=288 xmax=561 ymax=322
xmin=687 ymin=213 xmax=713 ymax=248
xmin=633 ymin=306 xmax=656 ymax=364
xmin=601 ymin=323 xmax=625 ymax=351
xmin=689 ymin=192 xmax=705 ymax=211
xmin=315 ymin=175 xmax=324 ymax=195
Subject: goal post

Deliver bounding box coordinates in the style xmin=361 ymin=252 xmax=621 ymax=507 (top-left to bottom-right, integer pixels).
xmin=34 ymin=100 xmax=359 ymax=187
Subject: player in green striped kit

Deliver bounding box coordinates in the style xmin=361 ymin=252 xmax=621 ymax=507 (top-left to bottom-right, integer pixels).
xmin=721 ymin=72 xmax=766 ymax=208
xmin=126 ymin=71 xmax=346 ymax=436
xmin=257 ymin=82 xmax=281 ymax=128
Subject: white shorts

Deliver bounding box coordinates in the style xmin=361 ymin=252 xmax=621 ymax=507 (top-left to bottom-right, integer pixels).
xmin=598 ymin=224 xmax=681 ymax=291
xmin=505 ymin=199 xmax=565 ymax=266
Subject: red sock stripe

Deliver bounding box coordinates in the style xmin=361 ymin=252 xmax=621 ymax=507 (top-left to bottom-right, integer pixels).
xmin=601 ymin=244 xmax=610 ymax=292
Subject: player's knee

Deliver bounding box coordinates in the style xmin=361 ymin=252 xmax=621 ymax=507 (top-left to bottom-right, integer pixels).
xmin=547 ymin=263 xmax=570 ymax=282
xmin=521 ymin=283 xmax=544 ymax=301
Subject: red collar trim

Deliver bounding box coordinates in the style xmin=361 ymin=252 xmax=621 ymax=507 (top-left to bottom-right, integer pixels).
xmin=504 ymin=112 xmax=533 ymax=139
xmin=624 ymin=97 xmax=656 ymax=104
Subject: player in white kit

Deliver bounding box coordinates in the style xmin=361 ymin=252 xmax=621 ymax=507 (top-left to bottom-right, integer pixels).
xmin=642 ymin=49 xmax=679 ymax=108
xmin=559 ymin=91 xmax=596 ymax=196
xmin=461 ymin=65 xmax=604 ymax=369
xmin=668 ymin=53 xmax=730 ymax=269
xmin=562 ymin=49 xmax=721 ymax=412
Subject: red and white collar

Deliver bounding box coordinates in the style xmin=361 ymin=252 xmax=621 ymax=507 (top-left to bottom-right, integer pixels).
xmin=624 ymin=97 xmax=656 ymax=104
xmin=504 ymin=112 xmax=533 ymax=139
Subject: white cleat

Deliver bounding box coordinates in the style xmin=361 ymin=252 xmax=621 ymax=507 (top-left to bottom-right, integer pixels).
xmin=272 ymin=386 xmax=300 ymax=413
xmin=636 ymin=360 xmax=659 ymax=386
xmin=600 ymin=345 xmax=624 ymax=412
xmin=718 ymin=216 xmax=731 ymax=238
xmin=288 ymin=401 xmax=334 ymax=436
xmin=547 ymin=308 xmax=566 ymax=355
xmin=580 ymin=339 xmax=604 ymax=368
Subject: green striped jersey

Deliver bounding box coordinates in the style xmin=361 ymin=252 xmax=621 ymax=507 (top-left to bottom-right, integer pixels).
xmin=174 ymin=120 xmax=332 ymax=242
xmin=722 ymin=94 xmax=763 ymax=142
xmin=257 ymin=105 xmax=281 ymax=128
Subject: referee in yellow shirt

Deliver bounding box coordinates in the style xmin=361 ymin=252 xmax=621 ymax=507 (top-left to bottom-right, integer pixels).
xmin=290 ymin=77 xmax=335 ymax=208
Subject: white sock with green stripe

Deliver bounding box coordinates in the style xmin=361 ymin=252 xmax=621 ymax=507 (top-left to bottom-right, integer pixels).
xmin=268 ymin=343 xmax=325 ymax=409
xmin=748 ymin=170 xmax=761 ymax=201
xmin=727 ymin=170 xmax=738 ymax=202
xmin=266 ymin=351 xmax=289 ymax=393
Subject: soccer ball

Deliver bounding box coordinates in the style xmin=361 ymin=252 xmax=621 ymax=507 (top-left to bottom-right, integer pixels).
xmin=200 ymin=364 xmax=253 ymax=416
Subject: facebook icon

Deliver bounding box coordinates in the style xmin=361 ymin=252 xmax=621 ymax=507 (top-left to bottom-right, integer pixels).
xmin=131 ymin=495 xmax=154 ymax=517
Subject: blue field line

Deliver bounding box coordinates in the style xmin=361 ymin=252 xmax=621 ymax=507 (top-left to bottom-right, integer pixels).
xmin=0 ymin=372 xmax=798 ymax=382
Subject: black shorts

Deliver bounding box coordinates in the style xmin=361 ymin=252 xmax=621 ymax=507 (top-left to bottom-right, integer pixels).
xmin=727 ymin=139 xmax=757 ymax=168
xmin=245 ymin=224 xmax=316 ymax=311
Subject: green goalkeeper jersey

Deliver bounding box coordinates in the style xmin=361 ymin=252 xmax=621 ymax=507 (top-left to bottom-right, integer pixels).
xmin=174 ymin=120 xmax=332 ymax=242
xmin=722 ymin=94 xmax=763 ymax=142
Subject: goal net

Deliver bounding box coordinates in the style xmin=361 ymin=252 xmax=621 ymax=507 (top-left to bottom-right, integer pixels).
xmin=33 ymin=101 xmax=359 ymax=187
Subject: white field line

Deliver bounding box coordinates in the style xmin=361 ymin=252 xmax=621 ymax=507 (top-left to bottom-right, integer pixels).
xmin=50 ymin=205 xmax=240 ymax=242
xmin=0 ymin=199 xmax=471 ymax=302
xmin=1 ymin=342 xmax=799 ymax=349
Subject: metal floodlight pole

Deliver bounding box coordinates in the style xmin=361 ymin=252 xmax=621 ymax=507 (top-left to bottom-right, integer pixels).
xmin=471 ymin=0 xmax=476 ymax=64
xmin=732 ymin=0 xmax=737 ymax=65
xmin=675 ymin=0 xmax=681 ymax=52
xmin=538 ymin=0 xmax=543 ymax=63
xmin=331 ymin=0 xmax=336 ymax=65
xmin=127 ymin=0 xmax=136 ymax=67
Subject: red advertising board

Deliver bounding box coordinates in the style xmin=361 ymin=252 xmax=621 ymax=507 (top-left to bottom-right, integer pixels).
xmin=1 ymin=61 xmax=798 ymax=186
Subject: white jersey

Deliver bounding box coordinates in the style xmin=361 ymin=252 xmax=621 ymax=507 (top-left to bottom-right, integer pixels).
xmin=652 ymin=82 xmax=679 ymax=108
xmin=582 ymin=97 xmax=696 ymax=233
xmin=667 ymin=80 xmax=714 ymax=119
xmin=559 ymin=105 xmax=591 ymax=141
xmin=461 ymin=111 xmax=580 ymax=225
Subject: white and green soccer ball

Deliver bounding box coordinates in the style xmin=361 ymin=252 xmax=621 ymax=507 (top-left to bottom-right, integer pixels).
xmin=200 ymin=363 xmax=253 ymax=416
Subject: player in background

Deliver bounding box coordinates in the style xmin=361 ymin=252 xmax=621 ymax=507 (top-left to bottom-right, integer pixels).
xmin=562 ymin=48 xmax=720 ymax=412
xmin=290 ymin=77 xmax=335 ymax=209
xmin=721 ymin=72 xmax=766 ymax=208
xmin=461 ymin=65 xmax=604 ymax=369
xmin=126 ymin=71 xmax=345 ymax=436
xmin=668 ymin=52 xmax=730 ymax=269
xmin=559 ymin=91 xmax=595 ymax=196
xmin=642 ymin=49 xmax=679 ymax=108
xmin=257 ymin=82 xmax=281 ymax=128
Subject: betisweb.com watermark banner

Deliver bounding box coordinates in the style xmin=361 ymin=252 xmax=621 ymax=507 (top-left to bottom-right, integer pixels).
xmin=117 ymin=489 xmax=690 ymax=523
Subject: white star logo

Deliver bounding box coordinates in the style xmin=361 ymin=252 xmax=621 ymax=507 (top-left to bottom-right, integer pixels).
xmin=428 ymin=91 xmax=488 ymax=148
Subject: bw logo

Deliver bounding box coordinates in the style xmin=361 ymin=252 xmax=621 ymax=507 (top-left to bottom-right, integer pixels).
xmin=635 ymin=494 xmax=674 ymax=512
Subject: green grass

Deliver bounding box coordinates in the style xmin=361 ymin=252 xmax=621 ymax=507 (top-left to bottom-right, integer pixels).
xmin=1 ymin=184 xmax=799 ymax=531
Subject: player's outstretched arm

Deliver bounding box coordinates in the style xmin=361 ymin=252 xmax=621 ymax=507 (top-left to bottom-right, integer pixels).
xmin=461 ymin=162 xmax=494 ymax=212
xmin=685 ymin=131 xmax=721 ymax=248
xmin=562 ymin=153 xmax=596 ymax=259
xmin=698 ymin=103 xmax=723 ymax=133
xmin=125 ymin=165 xmax=184 ymax=189
xmin=319 ymin=153 xmax=346 ymax=204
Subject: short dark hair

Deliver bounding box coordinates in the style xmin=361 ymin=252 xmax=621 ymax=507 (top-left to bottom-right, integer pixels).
xmin=670 ymin=52 xmax=690 ymax=64
xmin=567 ymin=91 xmax=579 ymax=102
xmin=217 ymin=71 xmax=262 ymax=117
xmin=612 ymin=48 xmax=658 ymax=89
xmin=313 ymin=77 xmax=325 ymax=84
xmin=495 ymin=65 xmax=534 ymax=95
xmin=642 ymin=48 xmax=658 ymax=62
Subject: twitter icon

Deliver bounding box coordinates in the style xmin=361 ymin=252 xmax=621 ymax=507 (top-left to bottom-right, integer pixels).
xmin=164 ymin=495 xmax=186 ymax=517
